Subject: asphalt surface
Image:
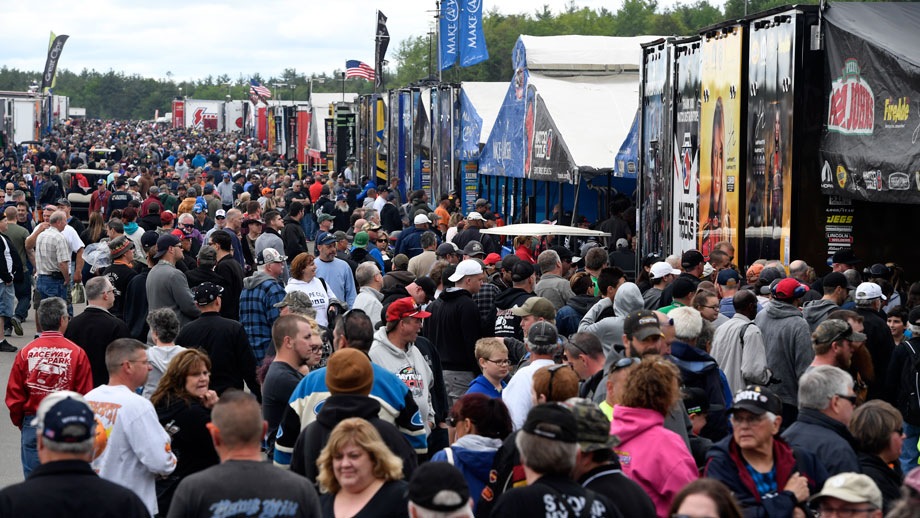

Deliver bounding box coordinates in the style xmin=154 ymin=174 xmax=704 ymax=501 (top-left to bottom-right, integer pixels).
xmin=0 ymin=302 xmax=81 ymax=489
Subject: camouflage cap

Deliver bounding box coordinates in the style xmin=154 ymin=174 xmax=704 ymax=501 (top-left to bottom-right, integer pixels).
xmin=564 ymin=397 xmax=619 ymax=452
xmin=273 ymin=290 xmax=316 ymax=317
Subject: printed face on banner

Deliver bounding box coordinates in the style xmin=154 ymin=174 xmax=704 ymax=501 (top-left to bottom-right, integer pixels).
xmin=699 ymin=27 xmax=743 ymax=259
xmin=745 ymin=17 xmax=796 ymax=263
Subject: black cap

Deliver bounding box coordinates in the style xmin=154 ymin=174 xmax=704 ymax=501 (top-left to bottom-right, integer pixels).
xmin=194 ymin=282 xmax=224 ymax=306
xmin=830 ymin=249 xmax=860 ymax=266
xmin=153 ymin=234 xmax=180 ymax=259
xmin=823 ymin=271 xmax=855 ymax=290
xmin=909 ymin=307 xmax=920 ymax=326
xmin=728 ymin=385 xmax=782 ymax=416
xmin=511 ymin=261 xmax=535 ymax=283
xmin=683 ymin=387 xmax=724 ymax=415
xmin=681 ymin=250 xmax=704 ymax=269
xmin=550 ymin=245 xmax=573 ymax=262
xmin=523 ymin=403 xmax=578 ymax=443
xmin=623 ymin=309 xmax=664 ymax=340
xmin=414 ymin=276 xmax=437 ymax=303
xmin=868 ymin=263 xmax=891 ymax=279
xmin=671 ymin=277 xmax=697 ymax=299
xmin=407 ymin=463 xmax=470 ymax=512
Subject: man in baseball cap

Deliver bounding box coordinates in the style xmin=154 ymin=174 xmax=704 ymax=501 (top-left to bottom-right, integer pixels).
xmin=645 ymin=261 xmax=681 ymax=310
xmin=0 ymin=391 xmax=149 ymax=516
xmin=490 ymin=403 xmax=618 ymax=517
xmin=408 ymin=463 xmax=473 ymax=517
xmin=810 ymin=473 xmax=883 ymax=517
xmin=853 ymin=281 xmax=895 ymax=402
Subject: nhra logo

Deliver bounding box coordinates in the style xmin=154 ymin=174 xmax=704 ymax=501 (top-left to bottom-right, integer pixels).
xmin=828 ymin=59 xmax=874 ymax=135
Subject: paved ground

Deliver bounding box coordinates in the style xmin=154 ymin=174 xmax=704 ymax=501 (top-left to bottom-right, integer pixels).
xmin=0 ymin=302 xmax=82 ymax=489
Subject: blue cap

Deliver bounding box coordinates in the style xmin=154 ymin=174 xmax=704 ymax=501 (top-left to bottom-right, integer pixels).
xmin=717 ymin=268 xmax=741 ymax=287
xmin=316 ymin=232 xmax=337 ymax=246
xmin=32 ymin=391 xmax=95 ymax=444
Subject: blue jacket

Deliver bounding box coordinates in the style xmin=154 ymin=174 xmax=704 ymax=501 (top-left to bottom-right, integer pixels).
xmin=705 ymin=435 xmax=828 ymax=518
xmin=394 ymin=225 xmax=425 ymax=259
xmin=669 ymin=341 xmax=731 ymax=440
xmin=431 ymin=434 xmax=503 ymax=508
xmin=781 ymin=408 xmax=861 ymax=476
xmin=465 ymin=375 xmax=504 ymax=399
xmin=273 ymin=363 xmax=427 ymax=468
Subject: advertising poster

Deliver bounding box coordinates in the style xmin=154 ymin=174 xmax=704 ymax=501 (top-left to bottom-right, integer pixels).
xmin=745 ymin=16 xmax=795 ymax=263
xmin=527 ymin=93 xmax=574 ymax=183
xmin=440 ymin=86 xmax=454 ymax=196
xmin=825 ymin=195 xmax=855 ymax=255
xmin=430 ymin=88 xmax=441 ymax=198
xmin=375 ymin=97 xmax=388 ymax=185
xmin=325 ymin=119 xmax=335 ymax=172
xmin=699 ymin=26 xmax=743 ymax=258
xmin=398 ymin=90 xmax=412 ymax=189
xmin=172 ymin=100 xmax=185 ymax=129
xmin=640 ymin=42 xmax=669 ymax=257
xmin=671 ymin=40 xmax=702 ymax=256
xmin=820 ymin=3 xmax=920 ymax=203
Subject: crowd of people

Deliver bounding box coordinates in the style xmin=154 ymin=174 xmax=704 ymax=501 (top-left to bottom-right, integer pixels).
xmin=1 ymin=121 xmax=920 ymax=517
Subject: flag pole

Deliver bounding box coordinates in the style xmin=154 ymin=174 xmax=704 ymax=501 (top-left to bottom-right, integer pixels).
xmin=436 ymin=0 xmax=442 ymax=83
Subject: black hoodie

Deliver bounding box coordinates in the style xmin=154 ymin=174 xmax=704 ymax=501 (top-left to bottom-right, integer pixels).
xmin=290 ymin=394 xmax=417 ymax=482
xmin=428 ymin=288 xmax=483 ymax=372
xmin=490 ymin=288 xmax=536 ymax=341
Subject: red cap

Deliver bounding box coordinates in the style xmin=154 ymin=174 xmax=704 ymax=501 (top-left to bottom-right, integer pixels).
xmin=484 ymin=253 xmax=501 ymax=266
xmin=773 ymin=277 xmax=808 ymax=300
xmin=386 ymin=297 xmax=431 ymax=322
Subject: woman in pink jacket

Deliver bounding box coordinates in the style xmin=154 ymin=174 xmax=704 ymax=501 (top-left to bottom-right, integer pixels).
xmin=610 ymin=356 xmax=698 ymax=518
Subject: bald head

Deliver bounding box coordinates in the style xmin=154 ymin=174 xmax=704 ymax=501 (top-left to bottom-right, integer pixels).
xmin=733 ymin=290 xmax=758 ymax=320
xmin=211 ymin=390 xmax=263 ymax=449
xmin=788 ymin=260 xmax=809 ymax=281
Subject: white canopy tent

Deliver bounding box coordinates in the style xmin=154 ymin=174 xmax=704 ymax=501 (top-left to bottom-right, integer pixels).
xmin=480 ymin=223 xmax=610 ymax=237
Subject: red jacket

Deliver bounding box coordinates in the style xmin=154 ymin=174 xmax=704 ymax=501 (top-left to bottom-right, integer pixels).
xmin=5 ymin=332 xmax=94 ymax=428
xmin=89 ymin=189 xmax=110 ymax=217
xmin=140 ymin=194 xmax=162 ymax=217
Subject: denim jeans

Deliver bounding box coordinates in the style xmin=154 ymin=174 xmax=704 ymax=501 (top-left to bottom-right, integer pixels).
xmin=36 ymin=274 xmax=71 ymax=316
xmin=901 ymin=421 xmax=920 ymax=474
xmin=21 ymin=418 xmax=38 ymax=478
xmin=13 ymin=274 xmax=30 ymax=322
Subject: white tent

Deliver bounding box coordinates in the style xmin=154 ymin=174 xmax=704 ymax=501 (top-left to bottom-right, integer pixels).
xmin=307 ymin=93 xmax=358 ymax=153
xmin=517 ymin=35 xmax=660 ymax=74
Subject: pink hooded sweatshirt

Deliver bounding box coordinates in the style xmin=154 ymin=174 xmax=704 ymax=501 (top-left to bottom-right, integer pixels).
xmin=611 ymin=404 xmax=698 ymax=518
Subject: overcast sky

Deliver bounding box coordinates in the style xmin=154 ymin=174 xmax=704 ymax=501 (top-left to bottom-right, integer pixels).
xmin=3 ymin=0 xmax=714 ymax=86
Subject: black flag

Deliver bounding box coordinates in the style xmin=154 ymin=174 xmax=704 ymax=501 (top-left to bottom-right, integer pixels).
xmin=40 ymin=34 xmax=69 ymax=90
xmin=375 ymin=11 xmax=389 ymax=90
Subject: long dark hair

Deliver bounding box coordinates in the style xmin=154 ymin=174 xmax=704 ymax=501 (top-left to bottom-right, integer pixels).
xmin=150 ymin=349 xmax=211 ymax=408
xmin=668 ymin=478 xmax=743 ymax=518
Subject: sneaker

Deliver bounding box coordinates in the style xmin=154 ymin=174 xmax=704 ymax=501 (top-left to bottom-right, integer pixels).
xmin=10 ymin=317 xmax=22 ymax=336
xmin=0 ymin=340 xmax=17 ymax=352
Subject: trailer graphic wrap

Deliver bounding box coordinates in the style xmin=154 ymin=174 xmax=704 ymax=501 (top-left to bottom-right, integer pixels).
xmin=699 ymin=26 xmax=743 ymax=258
xmin=640 ymin=40 xmax=671 ymax=258
xmin=671 ymin=40 xmax=701 ymax=256
xmin=746 ymin=16 xmax=795 ymax=263
xmin=820 ymin=3 xmax=920 ymax=203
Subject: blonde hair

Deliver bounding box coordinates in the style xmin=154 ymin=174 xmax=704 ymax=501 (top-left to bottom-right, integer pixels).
xmin=474 ymin=337 xmax=507 ymax=362
xmin=316 ymin=418 xmax=404 ymax=494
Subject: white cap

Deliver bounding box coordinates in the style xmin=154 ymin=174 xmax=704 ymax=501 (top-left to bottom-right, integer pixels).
xmin=448 ymin=259 xmax=484 ymax=283
xmin=650 ymin=261 xmax=680 ymax=279
xmin=413 ymin=214 xmax=431 ymax=225
xmin=467 ymin=212 xmax=485 ymax=221
xmin=215 ymin=209 xmax=226 ymax=218
xmin=855 ymin=282 xmax=886 ymax=301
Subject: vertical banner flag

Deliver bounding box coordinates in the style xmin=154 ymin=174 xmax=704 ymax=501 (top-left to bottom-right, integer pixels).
xmin=440 ymin=0 xmax=459 ymax=70
xmin=41 ymin=33 xmax=69 ymax=91
xmin=460 ymin=0 xmax=488 ymax=67
xmin=375 ymin=11 xmax=390 ymax=90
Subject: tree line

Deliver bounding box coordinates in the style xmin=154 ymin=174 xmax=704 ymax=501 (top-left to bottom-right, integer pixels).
xmin=2 ymin=0 xmax=870 ymax=120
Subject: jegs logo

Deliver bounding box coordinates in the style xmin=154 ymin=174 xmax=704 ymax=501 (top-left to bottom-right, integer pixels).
xmin=827 ymin=59 xmax=875 ymax=135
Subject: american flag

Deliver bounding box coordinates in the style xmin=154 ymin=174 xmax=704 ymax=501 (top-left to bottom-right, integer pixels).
xmin=249 ymin=79 xmax=272 ymax=99
xmin=345 ymin=60 xmax=375 ymax=81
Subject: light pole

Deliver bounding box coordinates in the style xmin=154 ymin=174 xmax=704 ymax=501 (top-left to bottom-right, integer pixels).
xmin=272 ymin=83 xmax=287 ymax=103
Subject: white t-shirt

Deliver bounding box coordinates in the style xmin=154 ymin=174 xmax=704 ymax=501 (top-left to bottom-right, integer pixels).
xmin=286 ymin=277 xmax=338 ymax=327
xmin=502 ymin=358 xmax=556 ymax=430
xmin=86 ymin=384 xmax=177 ymax=516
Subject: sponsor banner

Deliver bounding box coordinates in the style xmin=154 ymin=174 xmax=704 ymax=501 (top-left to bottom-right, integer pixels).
xmin=462 ymin=161 xmax=478 ymax=215
xmin=458 ymin=89 xmax=483 ymax=160
xmin=745 ymin=14 xmax=796 ymax=264
xmin=479 ymin=67 xmax=529 ymax=178
xmin=699 ymin=25 xmax=743 ymax=259
xmin=820 ymin=7 xmax=920 ymax=202
xmin=398 ymin=90 xmax=412 ymax=189
xmin=296 ymin=108 xmax=311 ymax=164
xmin=439 ymin=87 xmax=454 ymax=196
xmin=335 ymin=111 xmax=356 ymax=174
xmin=172 ymin=100 xmax=185 ymax=130
xmin=641 ymin=41 xmax=671 ymax=258
xmin=325 ymin=119 xmax=335 ymax=172
xmin=439 ymin=0 xmax=460 ymax=70
xmin=527 ymin=90 xmax=574 ymax=183
xmin=41 ymin=33 xmax=69 ymax=90
xmin=671 ymin=40 xmax=701 ymax=256
xmin=825 ymin=200 xmax=855 ymax=255
xmin=375 ymin=97 xmax=388 ymax=185
xmin=460 ymin=0 xmax=488 ymax=67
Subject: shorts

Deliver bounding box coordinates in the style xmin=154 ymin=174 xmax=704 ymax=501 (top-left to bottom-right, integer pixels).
xmin=0 ymin=283 xmax=14 ymax=317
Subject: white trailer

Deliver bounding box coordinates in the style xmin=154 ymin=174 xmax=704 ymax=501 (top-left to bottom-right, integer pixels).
xmin=184 ymin=99 xmax=224 ymax=131
xmin=12 ymin=98 xmax=40 ymax=144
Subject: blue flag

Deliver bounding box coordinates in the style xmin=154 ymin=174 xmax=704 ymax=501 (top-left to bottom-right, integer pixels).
xmin=459 ymin=0 xmax=488 ymax=67
xmin=439 ymin=0 xmax=459 ymax=70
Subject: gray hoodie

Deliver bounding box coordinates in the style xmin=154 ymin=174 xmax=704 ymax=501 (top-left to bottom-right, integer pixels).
xmin=578 ymin=282 xmax=644 ymax=355
xmin=142 ymin=345 xmax=187 ymax=399
xmin=802 ymin=298 xmax=839 ymax=331
xmin=754 ymin=300 xmax=814 ymax=406
xmin=369 ymin=327 xmax=434 ymax=434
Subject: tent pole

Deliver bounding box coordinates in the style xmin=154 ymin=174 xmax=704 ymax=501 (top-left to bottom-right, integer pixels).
xmin=544 ymin=181 xmax=550 ymax=222
xmin=572 ymin=170 xmax=582 ymax=227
